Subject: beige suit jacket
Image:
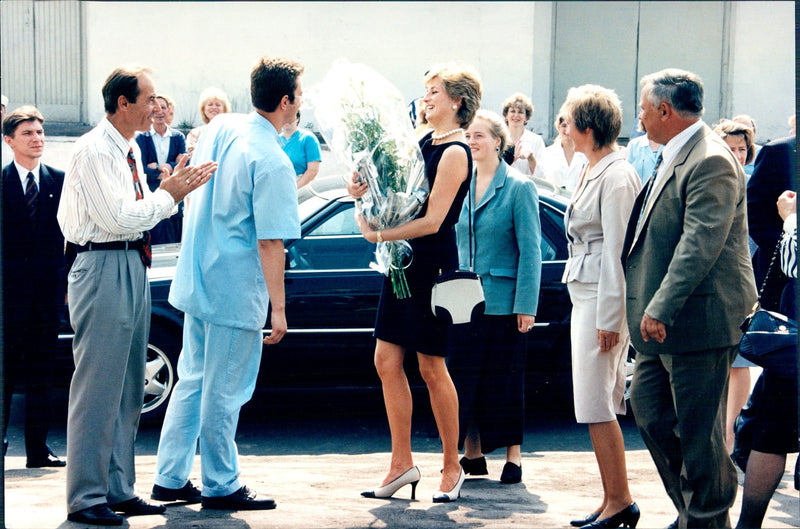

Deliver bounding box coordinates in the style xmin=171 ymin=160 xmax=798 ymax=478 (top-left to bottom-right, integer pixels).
xmin=622 ymin=124 xmax=757 ymax=355
xmin=563 ymin=151 xmax=641 ymax=332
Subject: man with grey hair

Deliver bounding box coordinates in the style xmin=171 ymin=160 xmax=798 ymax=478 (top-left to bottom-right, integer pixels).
xmin=622 ymin=69 xmax=757 ymax=528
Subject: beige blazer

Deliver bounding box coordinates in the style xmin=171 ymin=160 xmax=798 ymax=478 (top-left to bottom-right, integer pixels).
xmin=622 ymin=124 xmax=757 ymax=355
xmin=563 ymin=150 xmax=641 ymax=332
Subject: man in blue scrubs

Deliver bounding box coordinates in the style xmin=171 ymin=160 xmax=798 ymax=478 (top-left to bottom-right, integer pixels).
xmin=151 ymin=56 xmax=303 ymax=511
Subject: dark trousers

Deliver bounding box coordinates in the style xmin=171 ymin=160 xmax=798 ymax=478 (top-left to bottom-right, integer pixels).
xmin=630 ymin=346 xmax=738 ymax=529
xmin=2 ymin=299 xmax=61 ymax=459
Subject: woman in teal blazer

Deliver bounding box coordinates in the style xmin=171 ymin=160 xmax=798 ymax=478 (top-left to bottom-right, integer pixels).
xmin=450 ymin=110 xmax=542 ymax=484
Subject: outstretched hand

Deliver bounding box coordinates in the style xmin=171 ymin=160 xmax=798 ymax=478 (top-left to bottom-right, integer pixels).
xmin=159 ymin=153 xmax=217 ymax=203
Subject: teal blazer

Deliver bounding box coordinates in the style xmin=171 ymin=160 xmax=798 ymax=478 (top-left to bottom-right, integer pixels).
xmin=455 ymin=162 xmax=542 ymax=316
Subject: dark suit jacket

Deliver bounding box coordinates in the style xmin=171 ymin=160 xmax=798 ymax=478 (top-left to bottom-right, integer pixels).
xmin=622 ymin=124 xmax=758 ymax=355
xmin=1 ymin=162 xmax=66 ymax=322
xmin=746 ymin=135 xmax=796 ymax=308
xmin=135 ymin=129 xmax=187 ymax=191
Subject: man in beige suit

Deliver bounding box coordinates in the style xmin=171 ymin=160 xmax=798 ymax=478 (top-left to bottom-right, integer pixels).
xmin=622 ymin=69 xmax=757 ymax=529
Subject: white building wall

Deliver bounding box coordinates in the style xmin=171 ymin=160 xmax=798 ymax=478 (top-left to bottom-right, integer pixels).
xmin=83 ymin=1 xmax=540 ymax=132
xmin=4 ymin=1 xmax=791 ymax=144
xmin=729 ymin=1 xmax=795 ymax=142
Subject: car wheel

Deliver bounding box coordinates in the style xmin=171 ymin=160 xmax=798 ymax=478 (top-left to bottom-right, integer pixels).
xmin=141 ymin=322 xmax=181 ymax=424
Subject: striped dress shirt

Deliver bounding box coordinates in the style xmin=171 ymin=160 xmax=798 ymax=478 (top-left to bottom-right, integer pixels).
xmin=57 ymin=117 xmax=175 ymax=245
xmin=781 ymin=214 xmax=797 ymax=278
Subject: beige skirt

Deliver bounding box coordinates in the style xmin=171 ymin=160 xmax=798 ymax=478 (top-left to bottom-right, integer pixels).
xmin=567 ymin=281 xmax=629 ymax=423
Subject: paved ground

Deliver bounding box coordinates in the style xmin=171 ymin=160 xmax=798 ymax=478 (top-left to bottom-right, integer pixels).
xmin=3 ymin=402 xmax=798 ymax=529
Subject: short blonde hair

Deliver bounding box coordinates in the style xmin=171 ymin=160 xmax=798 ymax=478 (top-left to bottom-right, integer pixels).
xmin=424 ymin=63 xmax=482 ymax=129
xmin=472 ymin=109 xmax=511 ymax=160
xmin=197 ymin=87 xmax=231 ymax=124
xmin=502 ymin=93 xmax=534 ymax=122
xmin=714 ymin=119 xmax=755 ymax=165
xmin=562 ymin=84 xmax=623 ymax=150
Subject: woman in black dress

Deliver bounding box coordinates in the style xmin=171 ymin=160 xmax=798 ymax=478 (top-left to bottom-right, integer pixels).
xmin=349 ymin=63 xmax=482 ymax=503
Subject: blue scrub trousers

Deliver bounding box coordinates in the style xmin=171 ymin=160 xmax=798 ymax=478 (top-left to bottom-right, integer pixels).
xmin=153 ymin=314 xmax=263 ymax=497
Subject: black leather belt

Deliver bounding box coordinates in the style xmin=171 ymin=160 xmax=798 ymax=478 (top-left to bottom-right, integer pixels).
xmin=75 ymin=240 xmax=144 ymax=253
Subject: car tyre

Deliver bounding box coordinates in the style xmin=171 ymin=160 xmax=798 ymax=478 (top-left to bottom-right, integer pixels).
xmin=140 ymin=321 xmax=181 ymax=425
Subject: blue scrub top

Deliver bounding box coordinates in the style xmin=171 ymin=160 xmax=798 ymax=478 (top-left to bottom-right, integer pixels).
xmin=280 ymin=128 xmax=321 ymax=177
xmin=169 ymin=112 xmax=301 ymax=331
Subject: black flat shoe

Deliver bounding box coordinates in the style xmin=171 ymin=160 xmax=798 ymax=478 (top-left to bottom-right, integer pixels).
xmin=571 ymin=511 xmax=601 ymax=527
xmin=26 ymin=449 xmax=66 ymax=468
xmin=67 ymin=504 xmax=123 ymax=526
xmin=151 ymin=481 xmax=202 ymax=503
xmin=459 ymin=455 xmax=488 ymax=476
xmin=500 ymin=461 xmax=522 ymax=483
xmin=582 ymin=503 xmax=640 ymax=529
xmin=109 ymin=496 xmax=167 ymax=516
xmin=202 ymin=485 xmax=276 ymax=510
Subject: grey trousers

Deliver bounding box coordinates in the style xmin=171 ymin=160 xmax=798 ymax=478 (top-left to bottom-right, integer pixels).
xmin=630 ymin=345 xmax=738 ymax=529
xmin=65 ymin=250 xmax=150 ymax=513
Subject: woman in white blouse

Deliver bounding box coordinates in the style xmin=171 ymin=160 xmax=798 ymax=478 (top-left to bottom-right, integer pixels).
xmin=501 ymin=93 xmax=546 ymax=180
xmin=541 ymin=111 xmax=587 ymax=192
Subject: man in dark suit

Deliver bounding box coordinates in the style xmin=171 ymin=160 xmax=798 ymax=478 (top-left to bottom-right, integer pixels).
xmin=2 ymin=105 xmax=67 ymax=467
xmin=622 ymin=69 xmax=757 ymax=528
xmin=135 ymin=95 xmax=186 ymax=244
xmin=747 ymin=135 xmax=796 ymax=314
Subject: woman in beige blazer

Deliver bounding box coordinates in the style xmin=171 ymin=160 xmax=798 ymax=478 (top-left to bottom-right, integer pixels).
xmin=561 ymin=85 xmax=642 ymax=529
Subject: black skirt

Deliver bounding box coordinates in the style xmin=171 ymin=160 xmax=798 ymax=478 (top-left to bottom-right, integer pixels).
xmin=448 ymin=314 xmax=528 ymax=453
xmin=373 ymin=228 xmax=458 ymax=357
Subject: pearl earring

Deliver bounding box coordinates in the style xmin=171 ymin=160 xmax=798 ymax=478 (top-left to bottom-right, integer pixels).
xmin=452 ymin=104 xmax=458 ymax=110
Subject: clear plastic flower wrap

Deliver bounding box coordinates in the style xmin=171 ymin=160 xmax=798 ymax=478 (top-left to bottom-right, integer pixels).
xmin=308 ymin=60 xmax=429 ymax=299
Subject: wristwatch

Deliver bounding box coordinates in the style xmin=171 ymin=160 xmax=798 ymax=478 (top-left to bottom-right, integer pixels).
xmin=376 ymin=230 xmax=383 ymax=243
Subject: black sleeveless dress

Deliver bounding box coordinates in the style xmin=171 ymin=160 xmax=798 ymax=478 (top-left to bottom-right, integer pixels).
xmin=373 ymin=131 xmax=472 ymax=356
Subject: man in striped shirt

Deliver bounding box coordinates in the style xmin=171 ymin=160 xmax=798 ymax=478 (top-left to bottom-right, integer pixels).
xmin=57 ymin=65 xmax=216 ymax=527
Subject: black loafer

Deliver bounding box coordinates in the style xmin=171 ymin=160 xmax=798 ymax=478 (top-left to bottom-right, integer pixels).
xmin=500 ymin=461 xmax=522 ymax=484
xmin=459 ymin=455 xmax=489 ymax=476
xmin=152 ymin=481 xmax=202 ymax=503
xmin=26 ymin=450 xmax=66 ymax=468
xmin=67 ymin=504 xmax=123 ymax=526
xmin=109 ymin=496 xmax=166 ymax=516
xmin=202 ymin=485 xmax=276 ymax=510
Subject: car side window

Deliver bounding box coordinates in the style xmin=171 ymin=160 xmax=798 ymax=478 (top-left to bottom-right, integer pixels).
xmin=287 ymin=203 xmax=375 ymax=270
xmin=306 ymin=207 xmax=362 ymax=236
xmin=539 ymin=202 xmax=568 ymax=261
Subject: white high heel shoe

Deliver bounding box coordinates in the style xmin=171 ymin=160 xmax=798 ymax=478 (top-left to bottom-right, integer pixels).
xmin=361 ymin=466 xmax=421 ymax=500
xmin=432 ymin=468 xmax=465 ymax=503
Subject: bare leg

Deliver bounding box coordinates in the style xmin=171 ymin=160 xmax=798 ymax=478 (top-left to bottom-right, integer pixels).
xmin=726 ymin=367 xmax=751 ymax=453
xmin=374 ymin=339 xmax=414 ymax=487
xmin=735 ymin=450 xmax=787 ymax=528
xmin=506 ymin=444 xmax=521 ymax=466
xmin=588 ymin=420 xmax=634 ymax=519
xmin=417 ymin=352 xmax=461 ymax=492
xmin=464 ymin=423 xmax=482 ymax=459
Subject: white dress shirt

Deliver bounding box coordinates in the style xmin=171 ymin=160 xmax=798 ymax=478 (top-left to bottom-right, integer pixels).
xmin=14 ymin=161 xmax=40 ymax=190
xmin=654 ymin=120 xmax=704 ymax=186
xmin=150 ymin=126 xmax=172 ymax=165
xmin=57 ymin=117 xmax=175 ymax=245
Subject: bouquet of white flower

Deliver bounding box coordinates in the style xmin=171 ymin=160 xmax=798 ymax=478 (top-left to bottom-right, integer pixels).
xmin=309 ymin=60 xmax=428 ymax=299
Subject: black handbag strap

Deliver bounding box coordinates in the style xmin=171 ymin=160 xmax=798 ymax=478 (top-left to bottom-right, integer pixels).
xmin=468 ymin=180 xmax=475 ymax=272
xmin=757 ymin=233 xmax=785 ymax=301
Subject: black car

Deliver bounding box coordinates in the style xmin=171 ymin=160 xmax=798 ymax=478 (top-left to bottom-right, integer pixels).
xmin=57 ymin=184 xmax=573 ymax=422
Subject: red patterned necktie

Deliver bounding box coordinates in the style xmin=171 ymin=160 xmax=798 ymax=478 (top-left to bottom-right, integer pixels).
xmin=127 ymin=149 xmax=152 ymax=267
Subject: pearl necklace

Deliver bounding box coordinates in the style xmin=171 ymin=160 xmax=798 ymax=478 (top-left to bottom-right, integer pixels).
xmin=431 ymin=128 xmax=463 ymax=141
